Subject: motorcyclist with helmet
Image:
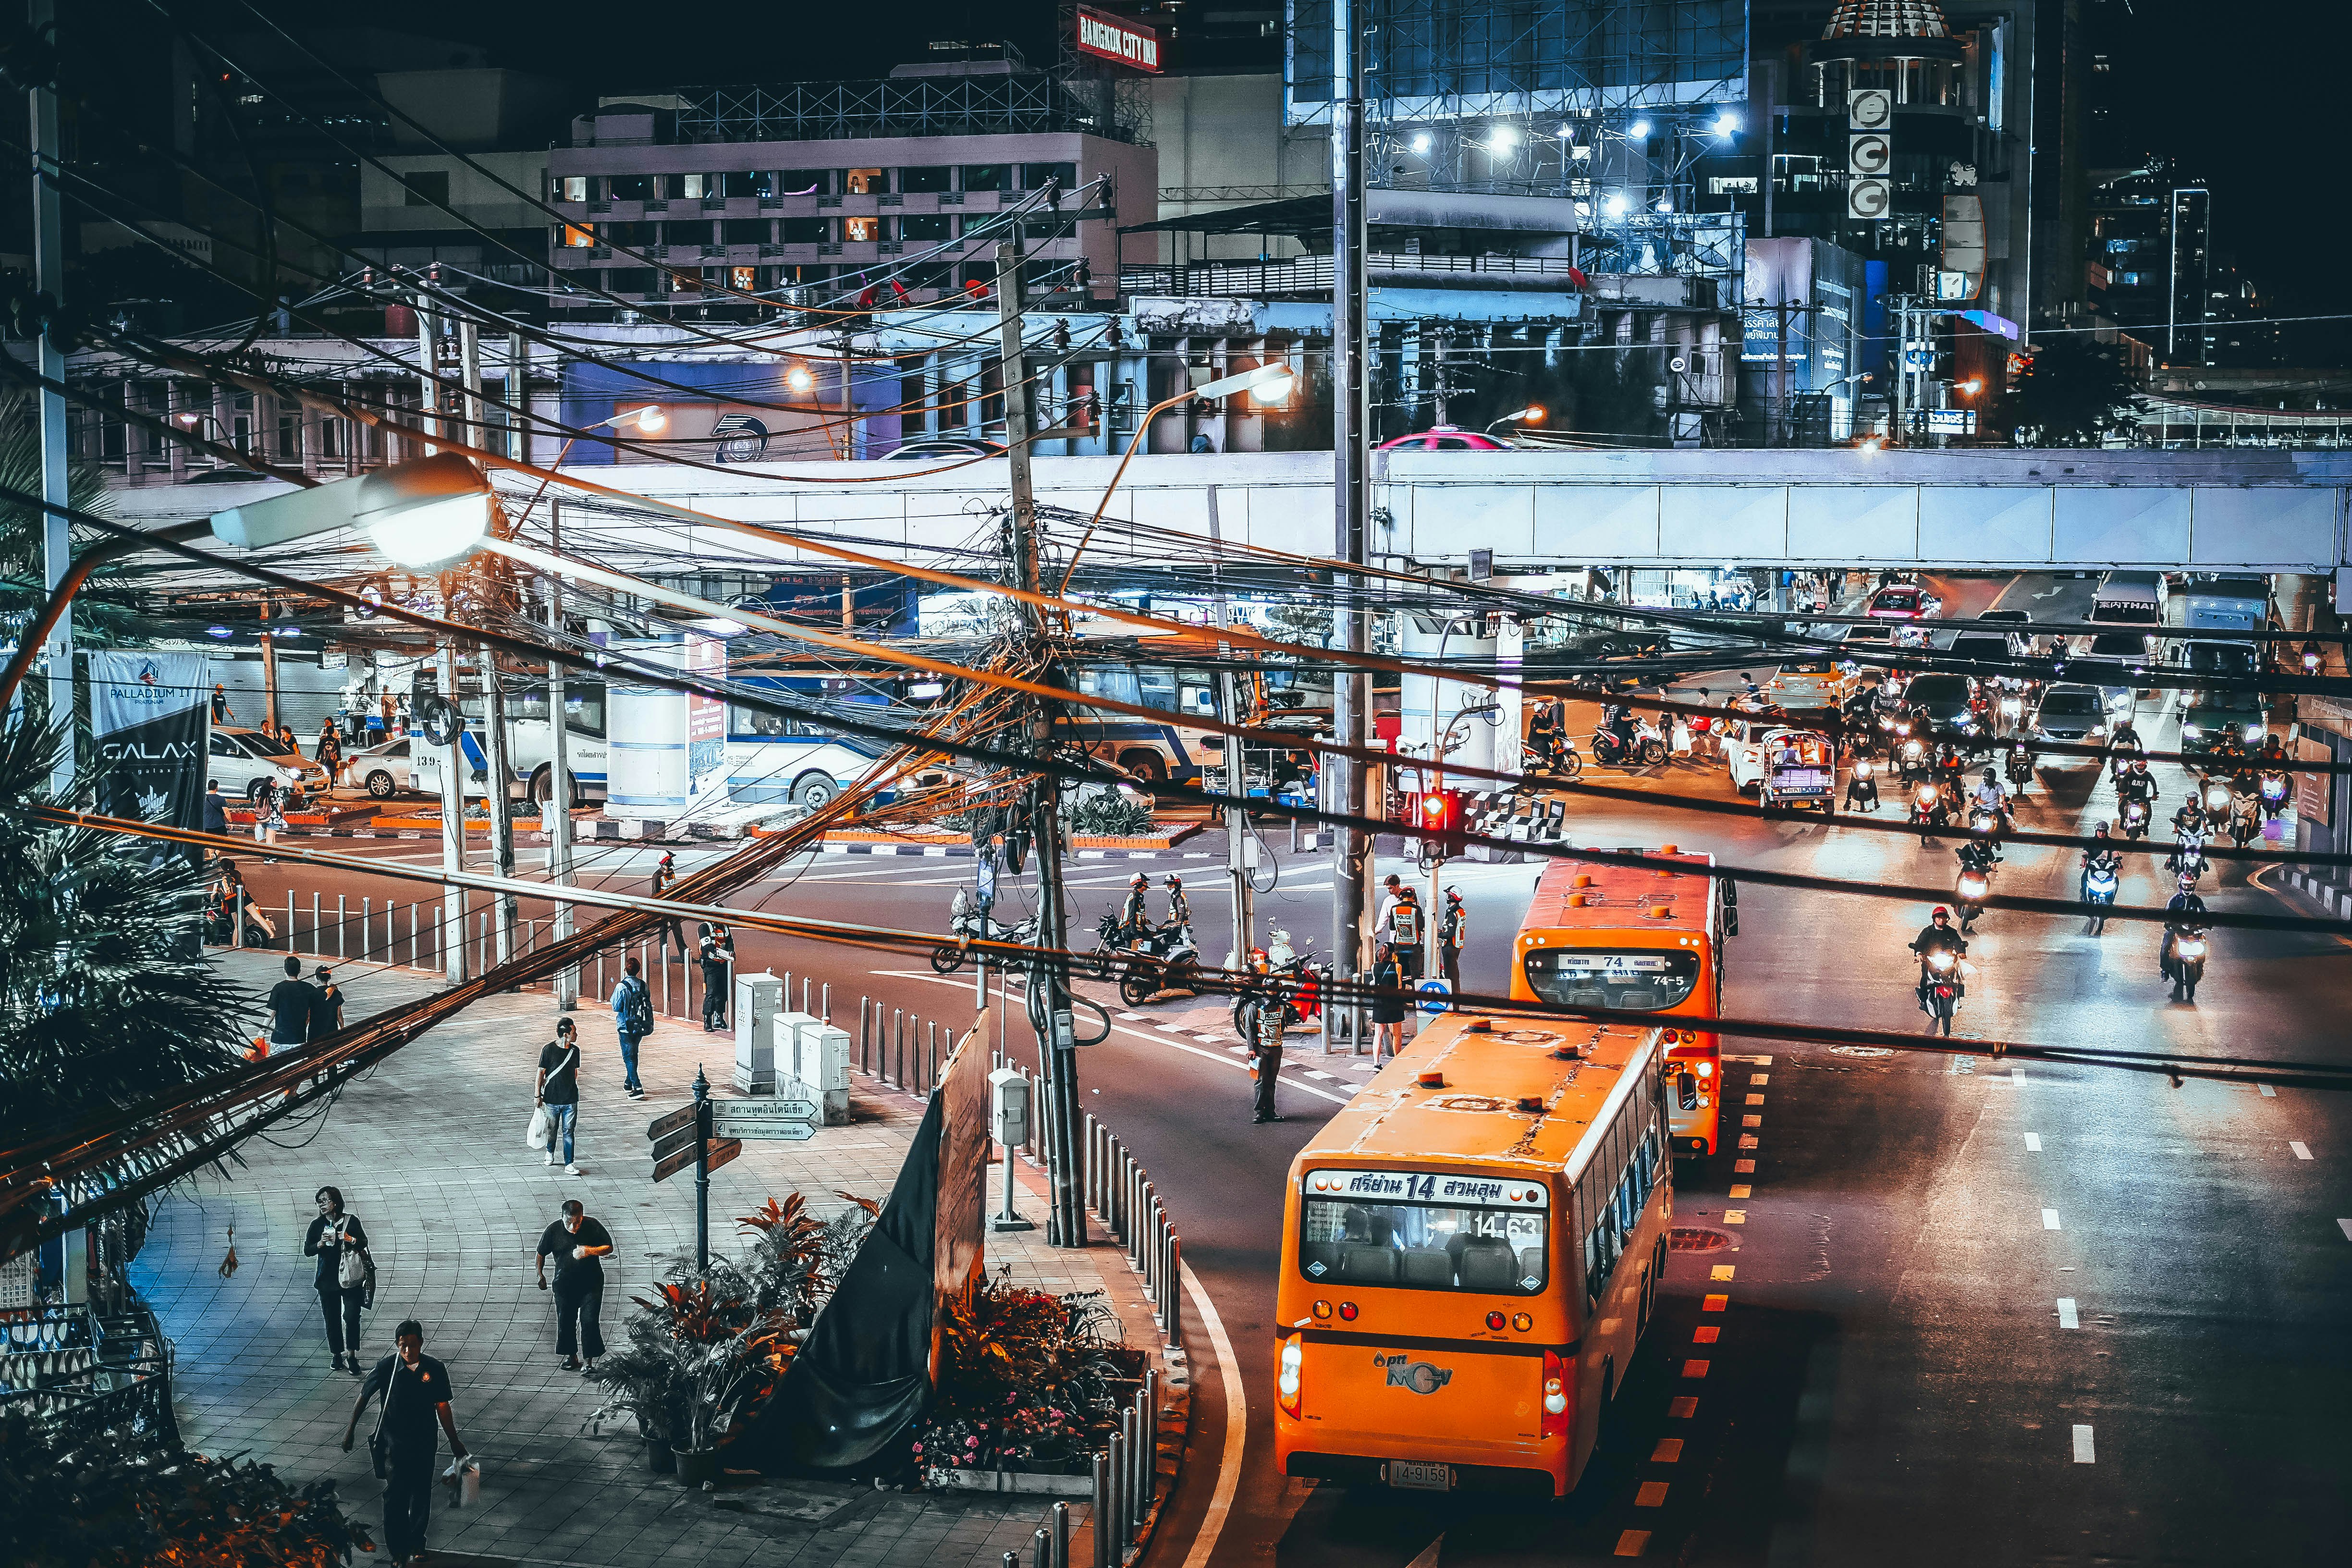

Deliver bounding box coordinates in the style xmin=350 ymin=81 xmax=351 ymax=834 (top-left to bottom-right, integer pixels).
xmin=1437 ymin=887 xmax=1465 ymax=990
xmin=1118 ymin=872 xmax=1152 ymax=945
xmin=1163 ymin=873 xmax=1191 ymax=935
xmin=1908 ymin=906 xmax=1968 ymax=1014
xmin=2160 ymin=873 xmax=2210 ymax=993
xmin=1968 ymin=766 xmax=2015 ymax=843
xmin=2081 ymin=822 xmax=2122 ymax=901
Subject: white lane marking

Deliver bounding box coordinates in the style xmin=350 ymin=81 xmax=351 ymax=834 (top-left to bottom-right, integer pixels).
xmin=1302 ymin=1070 xmax=1334 ymax=1081
xmin=1744 ymin=1094 xmax=1765 ymax=1106
xmin=2339 ymin=1219 xmax=2352 ymax=1242
xmin=2011 ymin=1067 xmax=2027 ymax=1086
xmin=1118 ymin=1013 xmax=1146 ymax=1021
xmin=2042 ymin=1209 xmax=2062 ymax=1231
xmin=2291 ymin=1141 xmax=2312 ymax=1160
xmin=2072 ymin=1425 xmax=2096 ymax=1464
xmin=1176 ymin=1258 xmax=1245 ymax=1568
xmin=1405 ymin=1538 xmax=1446 ymax=1568
xmin=2057 ymin=1298 xmax=2080 ymax=1330
xmin=2260 ymin=1083 xmax=2277 ymax=1098
xmin=874 ymin=969 xmax=1351 ymax=1103
xmin=2024 ymin=1132 xmax=2043 ymax=1152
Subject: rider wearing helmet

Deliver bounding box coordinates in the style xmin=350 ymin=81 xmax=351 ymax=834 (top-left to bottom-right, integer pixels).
xmin=1163 ymin=873 xmax=1191 ymax=933
xmin=1907 ymin=906 xmax=1968 ymax=1008
xmin=2160 ymin=872 xmax=2209 ymax=984
xmin=1119 ymin=872 xmax=1152 ymax=943
xmin=1437 ymin=886 xmax=1466 ymax=989
xmin=2081 ymin=822 xmax=2122 ymax=899
xmin=1970 ymin=766 xmax=2014 ymax=840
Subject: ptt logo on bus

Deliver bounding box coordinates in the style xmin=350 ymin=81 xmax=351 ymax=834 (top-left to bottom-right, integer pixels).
xmin=1378 ymin=1355 xmax=1455 ymax=1395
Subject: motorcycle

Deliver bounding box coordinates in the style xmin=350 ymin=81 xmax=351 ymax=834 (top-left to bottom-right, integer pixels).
xmin=2082 ymin=862 xmax=2119 ymax=935
xmin=2170 ymin=831 xmax=2207 ymax=885
xmin=2119 ymin=797 xmax=2151 ymax=841
xmin=1094 ymin=913 xmax=1203 ymax=1006
xmin=2199 ymin=776 xmax=2235 ymax=818
xmin=1954 ymin=866 xmax=1991 ymax=935
xmin=2227 ymin=794 xmax=2260 ymax=849
xmin=2164 ymin=925 xmax=2209 ymax=1002
xmin=2107 ymin=727 xmax=2145 ymax=779
xmin=932 ymin=888 xmax=1039 ymax=974
xmin=1845 ymin=757 xmax=1881 ymax=812
xmin=1920 ymin=949 xmax=1962 ymax=1036
xmin=1522 ymin=735 xmax=1586 ymax=781
xmin=2259 ymin=769 xmax=2289 ymax=821
xmin=1998 ymin=692 xmax=2024 ymax=736
xmin=1898 ymin=735 xmax=1928 ymax=782
xmin=1911 ymin=782 xmax=1951 ymax=840
xmin=1592 ymin=721 xmax=1669 ymax=768
xmin=2004 ymin=739 xmax=2033 ymax=791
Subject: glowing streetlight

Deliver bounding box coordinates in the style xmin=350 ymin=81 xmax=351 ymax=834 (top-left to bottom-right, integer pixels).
xmin=785 ymin=362 xmax=816 ymax=393
xmin=1629 ymin=118 xmax=1652 ymax=139
xmin=616 ymin=404 xmax=666 ymax=434
xmin=1958 ymin=378 xmax=1984 ymax=396
xmin=1486 ymin=405 xmax=1547 ymax=434
xmin=1713 ymin=111 xmax=1741 ymax=136
xmin=1409 ymin=132 xmax=1433 ymax=155
xmin=1603 ymin=192 xmax=1630 ymax=218
xmin=1489 ymin=124 xmax=1519 ymax=152
xmin=1247 ymin=362 xmax=1297 ymax=406
xmin=209 ymin=453 xmax=493 ymax=569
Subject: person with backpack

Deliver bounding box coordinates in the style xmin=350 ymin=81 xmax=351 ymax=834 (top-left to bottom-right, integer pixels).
xmin=610 ymin=957 xmax=652 ymax=1099
xmin=537 ymin=1017 xmax=584 ymax=1174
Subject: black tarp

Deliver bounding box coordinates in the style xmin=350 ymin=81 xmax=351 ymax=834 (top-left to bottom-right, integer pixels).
xmin=744 ymin=1093 xmax=941 ymax=1471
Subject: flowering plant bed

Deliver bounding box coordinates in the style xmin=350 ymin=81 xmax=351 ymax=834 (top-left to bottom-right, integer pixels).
xmin=909 ymin=1278 xmax=1142 ymax=1484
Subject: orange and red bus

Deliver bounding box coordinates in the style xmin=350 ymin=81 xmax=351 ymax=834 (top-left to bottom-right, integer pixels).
xmin=1511 ymin=847 xmax=1734 ymax=1158
xmin=1274 ymin=1013 xmax=1672 ymax=1495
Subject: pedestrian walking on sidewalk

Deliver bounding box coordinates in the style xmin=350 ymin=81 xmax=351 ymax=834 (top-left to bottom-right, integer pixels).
xmin=203 ymin=778 xmax=229 ymax=837
xmin=268 ymin=956 xmax=320 ymax=1054
xmin=536 ymin=1199 xmax=614 ymax=1371
xmin=313 ymin=967 xmax=346 ymax=1035
xmin=1371 ymin=948 xmax=1408 ymax=1061
xmin=318 ymin=719 xmax=345 ymax=787
xmin=342 ymin=1319 xmax=468 ymax=1568
xmin=537 ymin=1017 xmax=583 ymax=1174
xmin=255 ymin=777 xmax=285 ymax=845
xmin=304 ymin=1186 xmax=373 ymax=1374
xmin=650 ymin=852 xmax=686 ymax=960
xmin=697 ymin=922 xmax=735 ymax=1033
xmin=610 ymin=958 xmax=652 ymax=1099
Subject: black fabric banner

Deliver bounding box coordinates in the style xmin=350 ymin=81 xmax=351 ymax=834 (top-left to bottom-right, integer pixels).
xmin=88 ymin=653 xmax=210 ymax=857
xmin=747 ymin=1092 xmax=942 ymax=1472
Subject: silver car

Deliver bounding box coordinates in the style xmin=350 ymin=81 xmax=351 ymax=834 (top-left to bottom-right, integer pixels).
xmin=207 ymin=726 xmax=331 ymax=804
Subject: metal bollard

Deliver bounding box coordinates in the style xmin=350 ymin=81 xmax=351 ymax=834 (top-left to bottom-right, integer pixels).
xmin=1033 ymin=1526 xmax=1051 ymax=1568
xmin=1104 ymin=1430 xmax=1125 ymax=1562
xmin=1120 ymin=1404 xmax=1139 ymax=1544
xmin=407 ymin=905 xmax=416 ymax=968
xmin=292 ymin=892 xmax=300 ymax=952
xmin=821 ymin=981 xmax=830 ymax=1023
xmin=361 ymin=898 xmax=370 ymax=960
xmin=1054 ymin=1500 xmax=1071 ymax=1568
xmin=1166 ymin=1234 xmax=1183 ymax=1350
xmin=338 ymin=894 xmax=347 ymax=958
xmin=661 ymin=944 xmax=671 ymax=1014
xmin=1090 ymin=1453 xmax=1110 ymax=1568
xmin=893 ymin=1009 xmax=904 ymax=1086
xmin=859 ymin=998 xmax=870 ymax=1073
xmin=389 ymin=902 xmax=395 ymax=962
xmin=1003 ymin=1554 xmax=1018 ymax=1568
xmin=596 ymin=949 xmax=606 ymax=995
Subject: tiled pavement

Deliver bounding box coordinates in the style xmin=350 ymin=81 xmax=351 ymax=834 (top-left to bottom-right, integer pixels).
xmin=133 ymin=950 xmax=1151 ymax=1568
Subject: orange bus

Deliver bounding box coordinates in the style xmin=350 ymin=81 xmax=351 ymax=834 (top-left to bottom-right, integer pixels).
xmin=1274 ymin=1014 xmax=1673 ymax=1495
xmin=1511 ymin=847 xmax=1734 ymax=1158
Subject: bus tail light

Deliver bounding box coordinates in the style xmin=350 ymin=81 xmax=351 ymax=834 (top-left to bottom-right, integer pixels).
xmin=1277 ymin=1335 xmax=1303 ymax=1417
xmin=1696 ymin=1059 xmax=1714 ymax=1078
xmin=1486 ymin=1311 xmax=1507 ymax=1331
xmin=1541 ymin=1349 xmax=1569 ymax=1439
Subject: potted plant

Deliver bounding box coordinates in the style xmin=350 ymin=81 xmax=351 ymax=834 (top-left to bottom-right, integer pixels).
xmin=585 ymin=1339 xmax=680 ymax=1473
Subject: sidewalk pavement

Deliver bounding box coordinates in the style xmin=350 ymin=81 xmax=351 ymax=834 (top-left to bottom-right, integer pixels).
xmin=133 ymin=949 xmax=1168 ymax=1568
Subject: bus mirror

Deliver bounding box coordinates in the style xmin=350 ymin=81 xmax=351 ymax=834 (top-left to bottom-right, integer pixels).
xmin=1724 ymin=909 xmax=1740 ymax=939
xmin=1718 ymin=878 xmax=1738 ymax=906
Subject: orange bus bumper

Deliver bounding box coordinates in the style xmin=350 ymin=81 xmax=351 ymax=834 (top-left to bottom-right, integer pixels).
xmin=1275 ymin=1419 xmax=1570 ymax=1497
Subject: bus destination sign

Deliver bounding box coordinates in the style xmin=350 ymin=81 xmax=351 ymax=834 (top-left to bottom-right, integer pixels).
xmin=1303 ymin=1169 xmax=1548 ymax=1209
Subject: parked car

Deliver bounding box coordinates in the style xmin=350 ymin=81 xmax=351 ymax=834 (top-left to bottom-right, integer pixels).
xmin=886 ymin=438 xmax=1005 ymax=460
xmin=208 ymin=726 xmax=331 ymax=804
xmin=1374 ymin=426 xmax=1513 ymax=451
xmin=351 ymin=736 xmax=416 ymax=800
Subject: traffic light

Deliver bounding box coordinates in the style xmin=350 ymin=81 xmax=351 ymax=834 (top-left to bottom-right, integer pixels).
xmin=1417 ymin=788 xmax=1467 ymax=861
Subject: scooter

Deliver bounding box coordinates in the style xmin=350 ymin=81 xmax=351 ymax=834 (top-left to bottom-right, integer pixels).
xmin=2227 ymin=796 xmax=2260 ymax=849
xmin=1844 ymin=757 xmax=1881 ymax=812
xmin=932 ymin=888 xmax=1039 ymax=974
xmin=2163 ymin=925 xmax=2209 ymax=1002
xmin=1522 ymin=736 xmax=1585 ymax=781
xmin=2004 ymin=739 xmax=2033 ymax=792
xmin=2083 ymin=863 xmax=2119 ymax=935
xmin=2119 ymin=797 xmax=2152 ymax=841
xmin=1898 ymin=735 xmax=1928 ymax=782
xmin=1954 ymin=866 xmax=1991 ymax=935
xmin=1911 ymin=782 xmax=1951 ymax=841
xmin=1920 ymin=949 xmax=1962 ymax=1036
xmin=2170 ymin=831 xmax=2208 ymax=886
xmin=2259 ymin=769 xmax=2289 ymax=820
xmin=1592 ymin=721 xmax=1669 ymax=768
xmin=1099 ymin=914 xmax=1203 ymax=1007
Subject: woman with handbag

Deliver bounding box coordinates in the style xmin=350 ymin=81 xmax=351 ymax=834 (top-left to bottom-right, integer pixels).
xmin=304 ymin=1185 xmax=374 ymax=1375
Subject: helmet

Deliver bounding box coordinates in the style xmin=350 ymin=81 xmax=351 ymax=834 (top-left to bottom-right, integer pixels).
xmin=1129 ymin=872 xmax=1149 ymax=888
xmin=1982 ymin=768 xmax=1997 ymax=782
xmin=1931 ymin=905 xmax=1950 ymax=919
xmin=2094 ymin=822 xmax=2110 ymax=836
xmin=2177 ymin=871 xmax=2198 ymax=894
xmin=1445 ymin=885 xmax=1462 ymax=902
xmin=1164 ymin=873 xmax=1183 ymax=888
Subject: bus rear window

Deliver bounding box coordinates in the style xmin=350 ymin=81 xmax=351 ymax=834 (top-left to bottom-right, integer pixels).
xmin=1523 ymin=949 xmax=1701 ymax=1011
xmin=1298 ymin=1198 xmax=1546 ymax=1295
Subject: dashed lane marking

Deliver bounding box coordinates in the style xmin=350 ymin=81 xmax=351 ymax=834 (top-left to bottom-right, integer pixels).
xmin=2291 ymin=1141 xmax=2312 ymax=1160
xmin=2260 ymin=1083 xmax=2277 ymax=1098
xmin=1723 ymin=1210 xmax=1746 ymax=1225
xmin=1117 ymin=1012 xmax=1145 ymax=1021
xmin=1634 ymin=1482 xmax=1670 ymax=1507
xmin=2024 ymin=1132 xmax=2043 ymax=1152
xmin=1681 ymin=1360 xmax=1711 ymax=1379
xmin=1710 ymin=1264 xmax=1735 ymax=1281
xmin=1738 ymin=1135 xmax=1759 ymax=1149
xmin=2043 ymin=1209 xmax=2063 ymax=1231
xmin=2011 ymin=1067 xmax=2027 ymax=1086
xmin=1650 ymin=1439 xmax=1684 ymax=1463
xmin=1744 ymin=1094 xmax=1765 ymax=1106
xmin=2337 ymin=1219 xmax=2352 ymax=1242
xmin=2057 ymin=1298 xmax=2080 ymax=1330
xmin=1693 ymin=1327 xmax=1720 ymax=1344
xmin=1667 ymin=1397 xmax=1699 ymax=1418
xmin=1728 ymin=1184 xmax=1751 ymax=1199
xmin=1741 ymin=1115 xmax=1762 ymax=1127
xmin=1749 ymin=1074 xmax=1769 ymax=1086
xmin=1615 ymin=1530 xmax=1652 ymax=1557
xmin=1701 ymin=1294 xmax=1728 ymax=1312
xmin=1302 ymin=1070 xmax=1334 ymax=1081
xmin=1733 ymin=1159 xmax=1755 ymax=1174
xmin=2072 ymin=1425 xmax=2096 ymax=1464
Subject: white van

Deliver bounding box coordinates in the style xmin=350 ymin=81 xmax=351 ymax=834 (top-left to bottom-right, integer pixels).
xmin=2089 ymin=572 xmax=2165 ymax=627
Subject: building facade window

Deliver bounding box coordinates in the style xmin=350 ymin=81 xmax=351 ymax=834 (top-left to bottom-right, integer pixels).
xmin=401 ymin=171 xmax=450 ymax=207
xmin=556 ymin=175 xmax=590 ymax=202
xmin=724 ymin=171 xmax=769 ymax=198
xmin=1021 ymin=161 xmax=1077 ymax=193
xmin=779 ymin=168 xmax=829 ymax=196
xmin=664 ymin=219 xmax=715 ymax=246
xmin=961 ymin=165 xmax=1008 ymax=191
xmin=844 ymin=168 xmax=889 ymax=195
xmin=559 ymin=223 xmax=596 ymax=248
xmin=781 ymin=217 xmax=831 ymax=244
xmin=723 ymin=218 xmax=772 ymax=245
xmin=606 ymin=267 xmax=656 ymax=293
xmin=898 ymin=165 xmax=952 ymax=193
xmin=664 ymin=173 xmax=707 ymax=199
xmin=601 ymin=220 xmax=654 ymax=246
xmin=843 ymin=215 xmax=882 ymax=242
xmin=898 ymin=213 xmax=952 ymax=242
xmin=608 ymin=172 xmax=655 ymax=202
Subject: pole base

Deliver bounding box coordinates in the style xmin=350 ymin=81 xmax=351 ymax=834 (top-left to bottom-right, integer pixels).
xmin=991 ymin=1214 xmax=1036 ymax=1232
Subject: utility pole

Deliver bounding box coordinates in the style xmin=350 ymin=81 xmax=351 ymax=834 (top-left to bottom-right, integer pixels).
xmin=995 ymin=241 xmax=1084 ymax=1249
xmin=1206 ymin=490 xmax=1253 ymax=968
xmin=546 ymin=511 xmax=577 ymax=1008
xmin=481 ymin=648 xmax=517 ymax=966
xmin=29 ymin=0 xmax=72 ymax=791
xmin=436 ymin=638 xmax=469 ymax=984
xmin=1891 ymin=296 xmax=1912 ymax=446
xmin=1329 ymin=0 xmax=1372 ymax=1054
xmin=506 ymin=330 xmax=527 ymax=462
xmin=459 ymin=317 xmax=484 ymax=457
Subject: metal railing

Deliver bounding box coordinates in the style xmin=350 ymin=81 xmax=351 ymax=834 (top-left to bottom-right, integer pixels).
xmin=0 ymin=1297 xmax=180 ymax=1452
xmin=1120 ymin=249 xmax=1589 ymax=299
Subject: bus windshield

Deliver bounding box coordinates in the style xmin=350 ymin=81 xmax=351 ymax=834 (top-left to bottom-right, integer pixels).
xmin=1522 ymin=949 xmax=1701 ymax=1010
xmin=1299 ymin=1177 xmax=1547 ymax=1294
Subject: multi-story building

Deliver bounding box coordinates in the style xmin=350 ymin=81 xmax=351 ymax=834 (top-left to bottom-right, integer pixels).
xmin=542 ymin=44 xmax=1156 ymax=315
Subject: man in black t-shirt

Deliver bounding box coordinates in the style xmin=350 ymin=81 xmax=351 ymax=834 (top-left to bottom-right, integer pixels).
xmin=267 ymin=956 xmax=318 ymax=1054
xmin=535 ymin=1019 xmax=583 ymax=1174
xmin=341 ymin=1319 xmax=467 ymax=1567
xmin=536 ymin=1199 xmax=614 ymax=1371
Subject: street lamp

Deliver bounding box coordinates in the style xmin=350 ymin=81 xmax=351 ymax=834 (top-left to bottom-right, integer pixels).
xmin=1486 ymin=405 xmax=1546 ymax=435
xmin=209 ymin=452 xmax=495 ymax=568
xmin=1958 ymin=378 xmax=1984 ymax=396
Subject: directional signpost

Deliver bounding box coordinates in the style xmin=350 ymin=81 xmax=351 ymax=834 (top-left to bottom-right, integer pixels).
xmin=646 ymin=1074 xmax=821 ymax=1265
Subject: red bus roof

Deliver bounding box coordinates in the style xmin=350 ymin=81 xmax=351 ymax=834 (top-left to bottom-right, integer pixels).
xmin=1522 ymin=848 xmax=1718 ymax=937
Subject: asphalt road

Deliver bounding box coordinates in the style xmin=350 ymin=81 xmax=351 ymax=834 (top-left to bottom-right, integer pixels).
xmin=233 ymin=572 xmax=2352 ymax=1566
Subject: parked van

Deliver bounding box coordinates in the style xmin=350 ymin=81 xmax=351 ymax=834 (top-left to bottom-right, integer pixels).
xmin=2089 ymin=571 xmax=2165 ymax=627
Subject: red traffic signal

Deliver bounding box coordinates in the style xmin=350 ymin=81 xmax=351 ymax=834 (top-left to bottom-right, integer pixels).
xmin=1416 ymin=788 xmax=1466 ymax=858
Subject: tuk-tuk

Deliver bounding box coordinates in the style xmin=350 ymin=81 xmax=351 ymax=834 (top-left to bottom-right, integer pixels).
xmin=1756 ymin=728 xmax=1837 ymax=813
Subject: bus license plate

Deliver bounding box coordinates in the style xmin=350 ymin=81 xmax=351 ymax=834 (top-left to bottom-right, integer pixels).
xmin=1389 ymin=1460 xmax=1451 ymax=1491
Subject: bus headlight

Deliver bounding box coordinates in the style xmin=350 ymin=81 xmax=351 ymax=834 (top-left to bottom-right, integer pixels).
xmin=1277 ymin=1336 xmax=1302 ymax=1416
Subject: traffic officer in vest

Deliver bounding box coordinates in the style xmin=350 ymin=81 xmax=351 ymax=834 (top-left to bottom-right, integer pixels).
xmin=1249 ymin=984 xmax=1286 ymax=1124
xmin=1437 ymin=886 xmax=1465 ymax=990
xmin=1387 ymin=884 xmax=1425 ymax=980
xmin=1163 ymin=873 xmax=1191 ymax=935
xmin=1118 ymin=872 xmax=1151 ymax=944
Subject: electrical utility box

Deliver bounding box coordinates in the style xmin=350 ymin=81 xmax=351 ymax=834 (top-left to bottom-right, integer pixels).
xmin=796 ymin=1020 xmax=853 ymax=1125
xmin=731 ymin=972 xmax=784 ymax=1094
xmin=988 ymin=1066 xmax=1030 ymax=1147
